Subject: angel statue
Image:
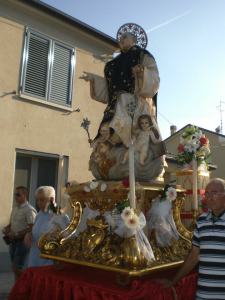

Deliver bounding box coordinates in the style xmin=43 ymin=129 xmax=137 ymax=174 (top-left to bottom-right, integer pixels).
xmin=81 ymin=23 xmax=166 ymax=181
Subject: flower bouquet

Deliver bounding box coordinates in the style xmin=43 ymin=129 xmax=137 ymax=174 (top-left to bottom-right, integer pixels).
xmin=177 ymin=125 xmax=210 ymax=168
xmin=112 ymin=200 xmax=154 ymax=262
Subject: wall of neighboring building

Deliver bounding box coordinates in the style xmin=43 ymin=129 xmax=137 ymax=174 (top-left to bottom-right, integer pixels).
xmin=208 ymin=134 xmax=225 ymax=178
xmin=0 ymin=0 xmax=116 ymax=270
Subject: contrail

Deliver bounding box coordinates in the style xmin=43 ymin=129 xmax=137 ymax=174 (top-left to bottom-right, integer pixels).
xmin=146 ymin=10 xmax=191 ymax=33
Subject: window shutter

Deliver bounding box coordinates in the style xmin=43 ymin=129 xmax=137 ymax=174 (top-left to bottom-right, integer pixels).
xmin=49 ymin=43 xmax=73 ymax=105
xmin=21 ymin=28 xmax=75 ymax=108
xmin=24 ymin=33 xmax=49 ymax=99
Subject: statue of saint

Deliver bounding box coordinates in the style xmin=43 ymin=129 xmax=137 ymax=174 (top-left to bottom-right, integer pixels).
xmin=81 ymin=23 xmax=166 ymax=182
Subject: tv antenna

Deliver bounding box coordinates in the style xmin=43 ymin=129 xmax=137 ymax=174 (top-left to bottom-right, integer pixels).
xmin=216 ymin=101 xmax=225 ymax=134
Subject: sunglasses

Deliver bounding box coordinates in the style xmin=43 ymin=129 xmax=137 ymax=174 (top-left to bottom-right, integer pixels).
xmin=15 ymin=193 xmax=22 ymax=197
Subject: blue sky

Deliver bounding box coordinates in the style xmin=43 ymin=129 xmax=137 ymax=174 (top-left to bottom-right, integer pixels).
xmin=43 ymin=0 xmax=225 ymax=138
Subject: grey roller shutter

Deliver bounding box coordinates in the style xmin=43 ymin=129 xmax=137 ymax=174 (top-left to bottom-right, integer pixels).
xmin=49 ymin=43 xmax=72 ymax=106
xmin=24 ymin=33 xmax=49 ymax=99
xmin=21 ymin=28 xmax=75 ymax=108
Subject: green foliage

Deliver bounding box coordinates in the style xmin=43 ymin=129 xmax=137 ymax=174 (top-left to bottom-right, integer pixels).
xmin=177 ymin=151 xmax=194 ymax=164
xmin=115 ymin=200 xmax=129 ymax=214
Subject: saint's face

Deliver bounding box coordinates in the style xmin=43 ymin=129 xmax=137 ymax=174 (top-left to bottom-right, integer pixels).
xmin=118 ymin=34 xmax=135 ymax=52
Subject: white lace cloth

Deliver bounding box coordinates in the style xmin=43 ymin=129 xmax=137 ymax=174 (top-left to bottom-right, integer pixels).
xmin=147 ymin=197 xmax=179 ymax=247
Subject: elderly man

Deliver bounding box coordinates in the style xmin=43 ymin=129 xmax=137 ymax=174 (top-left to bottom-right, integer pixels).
xmin=165 ymin=178 xmax=225 ymax=299
xmin=2 ymin=186 xmax=36 ymax=280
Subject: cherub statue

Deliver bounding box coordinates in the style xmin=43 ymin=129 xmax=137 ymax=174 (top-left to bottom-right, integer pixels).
xmin=123 ymin=114 xmax=164 ymax=165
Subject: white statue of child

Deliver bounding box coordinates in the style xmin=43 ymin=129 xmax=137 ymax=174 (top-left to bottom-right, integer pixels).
xmin=123 ymin=114 xmax=162 ymax=165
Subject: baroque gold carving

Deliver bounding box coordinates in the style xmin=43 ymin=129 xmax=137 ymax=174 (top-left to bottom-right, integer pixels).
xmin=38 ymin=201 xmax=82 ymax=252
xmin=173 ymin=195 xmax=193 ymax=241
xmin=39 ymin=182 xmax=193 ymax=276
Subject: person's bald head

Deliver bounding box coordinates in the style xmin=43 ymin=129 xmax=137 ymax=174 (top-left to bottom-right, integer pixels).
xmin=205 ymin=178 xmax=225 ymax=214
xmin=207 ymin=178 xmax=225 ymax=192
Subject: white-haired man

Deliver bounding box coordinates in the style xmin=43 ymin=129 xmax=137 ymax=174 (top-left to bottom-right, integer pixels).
xmin=25 ymin=186 xmax=69 ymax=267
xmin=164 ymin=178 xmax=225 ymax=300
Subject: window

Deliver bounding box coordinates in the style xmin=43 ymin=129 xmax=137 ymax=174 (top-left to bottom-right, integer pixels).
xmin=20 ymin=28 xmax=75 ymax=108
xmin=14 ymin=151 xmax=69 ymax=208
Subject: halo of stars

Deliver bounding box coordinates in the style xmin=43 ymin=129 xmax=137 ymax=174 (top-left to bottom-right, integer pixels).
xmin=116 ymin=23 xmax=148 ymax=49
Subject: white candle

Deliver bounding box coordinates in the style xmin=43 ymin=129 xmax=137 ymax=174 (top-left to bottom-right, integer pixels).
xmin=192 ymin=159 xmax=198 ymax=210
xmin=57 ymin=155 xmax=64 ymax=207
xmin=129 ymin=140 xmax=136 ymax=209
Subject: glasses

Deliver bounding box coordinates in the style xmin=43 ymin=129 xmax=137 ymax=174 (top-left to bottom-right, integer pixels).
xmin=14 ymin=193 xmax=22 ymax=197
xmin=205 ymin=191 xmax=224 ymax=198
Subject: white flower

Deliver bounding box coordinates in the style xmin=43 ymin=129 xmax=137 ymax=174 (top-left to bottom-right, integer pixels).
xmin=121 ymin=207 xmax=134 ymax=220
xmin=196 ymin=130 xmax=203 ymax=138
xmin=166 ymin=187 xmax=177 ymax=201
xmin=124 ymin=214 xmax=140 ymax=230
xmin=100 ymin=183 xmax=107 ymax=192
xmin=90 ymin=181 xmax=98 ymax=190
xmin=83 ymin=185 xmax=91 ymax=192
xmin=184 ymin=143 xmax=199 ymax=153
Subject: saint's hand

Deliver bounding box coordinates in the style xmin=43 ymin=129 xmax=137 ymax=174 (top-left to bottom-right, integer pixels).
xmin=80 ymin=72 xmax=94 ymax=82
xmin=132 ymin=64 xmax=144 ymax=74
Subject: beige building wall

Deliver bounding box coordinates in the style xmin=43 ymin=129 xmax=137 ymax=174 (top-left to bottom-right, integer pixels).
xmin=0 ymin=0 xmax=116 ymax=267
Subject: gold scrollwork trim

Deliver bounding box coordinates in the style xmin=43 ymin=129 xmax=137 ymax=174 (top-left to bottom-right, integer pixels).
xmin=41 ymin=253 xmax=184 ymax=277
xmin=176 ymin=170 xmax=209 ymax=177
xmin=59 ymin=201 xmax=82 ymax=244
xmin=38 ymin=201 xmax=82 ymax=253
xmin=173 ymin=195 xmax=193 ymax=242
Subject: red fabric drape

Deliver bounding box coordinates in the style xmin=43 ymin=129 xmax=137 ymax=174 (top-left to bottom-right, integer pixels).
xmin=8 ymin=264 xmax=197 ymax=300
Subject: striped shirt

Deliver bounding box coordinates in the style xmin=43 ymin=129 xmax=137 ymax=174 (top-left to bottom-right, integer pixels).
xmin=192 ymin=211 xmax=225 ymax=300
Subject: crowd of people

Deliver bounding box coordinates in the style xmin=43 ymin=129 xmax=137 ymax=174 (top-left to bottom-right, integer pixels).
xmin=2 ymin=185 xmax=70 ymax=281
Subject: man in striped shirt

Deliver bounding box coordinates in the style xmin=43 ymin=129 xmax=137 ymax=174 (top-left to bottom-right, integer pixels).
xmin=165 ymin=178 xmax=225 ymax=299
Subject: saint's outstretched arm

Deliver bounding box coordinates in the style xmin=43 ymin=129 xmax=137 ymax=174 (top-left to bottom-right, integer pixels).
xmin=80 ymin=72 xmax=108 ymax=104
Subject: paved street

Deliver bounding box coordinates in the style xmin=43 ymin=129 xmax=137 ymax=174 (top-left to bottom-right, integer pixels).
xmin=0 ymin=272 xmax=14 ymax=300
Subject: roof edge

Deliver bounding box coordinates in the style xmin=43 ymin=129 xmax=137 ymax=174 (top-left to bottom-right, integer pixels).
xmin=17 ymin=0 xmax=118 ymax=48
xmin=164 ymin=123 xmax=225 ymax=142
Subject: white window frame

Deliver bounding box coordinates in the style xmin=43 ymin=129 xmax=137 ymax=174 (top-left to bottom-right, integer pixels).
xmin=19 ymin=27 xmax=76 ymax=110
